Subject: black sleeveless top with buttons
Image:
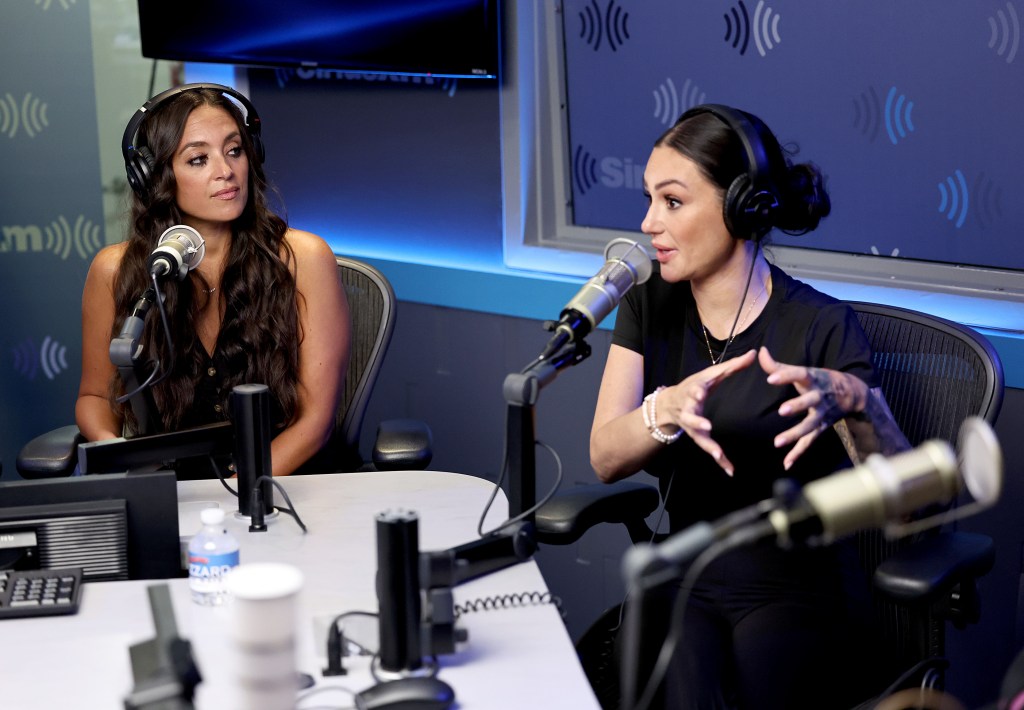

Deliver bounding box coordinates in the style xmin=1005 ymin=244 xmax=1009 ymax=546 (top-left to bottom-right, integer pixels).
xmin=173 ymin=349 xmax=287 ymax=480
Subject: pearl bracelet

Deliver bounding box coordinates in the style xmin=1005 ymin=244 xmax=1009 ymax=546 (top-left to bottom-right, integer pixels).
xmin=642 ymin=386 xmax=683 ymax=444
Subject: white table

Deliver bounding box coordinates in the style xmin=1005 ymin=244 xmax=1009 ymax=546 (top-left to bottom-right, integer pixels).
xmin=0 ymin=471 xmax=599 ymax=710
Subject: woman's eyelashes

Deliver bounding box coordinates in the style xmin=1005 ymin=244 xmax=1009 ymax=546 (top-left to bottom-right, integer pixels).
xmin=645 ymin=191 xmax=682 ymax=210
xmin=185 ymin=145 xmax=243 ymax=168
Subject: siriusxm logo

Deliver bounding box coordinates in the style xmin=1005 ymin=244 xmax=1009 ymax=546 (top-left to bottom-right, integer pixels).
xmin=1 ymin=216 xmax=103 ymax=260
xmin=573 ymin=146 xmax=644 ymax=195
xmin=274 ymin=68 xmax=458 ymax=96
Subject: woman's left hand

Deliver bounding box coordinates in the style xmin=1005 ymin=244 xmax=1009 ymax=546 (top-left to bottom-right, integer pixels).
xmin=758 ymin=346 xmax=868 ymax=470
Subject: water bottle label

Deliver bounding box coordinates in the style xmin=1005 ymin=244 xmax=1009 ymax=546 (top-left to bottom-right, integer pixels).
xmin=188 ymin=550 xmax=240 ymax=592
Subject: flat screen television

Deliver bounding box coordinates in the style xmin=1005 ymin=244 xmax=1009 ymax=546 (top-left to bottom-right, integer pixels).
xmin=0 ymin=471 xmax=181 ymax=581
xmin=137 ymin=0 xmax=501 ymax=79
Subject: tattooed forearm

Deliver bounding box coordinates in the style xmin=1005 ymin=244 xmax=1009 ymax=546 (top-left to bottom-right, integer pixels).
xmin=844 ymin=387 xmax=910 ymax=457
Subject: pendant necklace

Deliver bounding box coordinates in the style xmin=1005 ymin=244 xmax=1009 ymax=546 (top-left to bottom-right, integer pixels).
xmin=700 ymin=279 xmax=767 ymax=365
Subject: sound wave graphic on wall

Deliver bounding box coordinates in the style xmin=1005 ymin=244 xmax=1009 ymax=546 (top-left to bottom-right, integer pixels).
xmin=937 ymin=170 xmax=969 ymax=229
xmin=0 ymin=93 xmax=49 ymax=138
xmin=652 ymin=78 xmax=707 ymax=127
xmin=11 ymin=336 xmax=69 ymax=381
xmin=578 ymin=0 xmax=631 ymax=52
xmin=988 ymin=1 xmax=1020 ymax=64
xmin=723 ymin=1 xmax=782 ymax=57
xmin=34 ymin=0 xmax=77 ymax=9
xmin=852 ymin=87 xmax=882 ymax=143
xmin=870 ymin=246 xmax=901 ymax=257
xmin=573 ymin=145 xmax=598 ymax=195
xmin=935 ymin=171 xmax=1002 ymax=231
xmin=0 ymin=216 xmax=103 ymax=260
xmin=883 ymin=86 xmax=915 ymax=145
xmin=972 ymin=172 xmax=1004 ymax=230
xmin=852 ymin=86 xmax=915 ymax=145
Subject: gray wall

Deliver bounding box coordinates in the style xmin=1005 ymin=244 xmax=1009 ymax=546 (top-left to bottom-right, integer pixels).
xmin=1 ymin=0 xmax=101 ymax=477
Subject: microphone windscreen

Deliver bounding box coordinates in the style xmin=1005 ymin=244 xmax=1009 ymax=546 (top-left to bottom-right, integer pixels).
xmin=958 ymin=416 xmax=1003 ymax=507
xmin=603 ymin=238 xmax=653 ymax=285
xmin=157 ymin=225 xmax=206 ymax=271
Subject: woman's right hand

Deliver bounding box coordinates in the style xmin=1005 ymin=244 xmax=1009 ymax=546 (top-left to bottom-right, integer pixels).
xmin=653 ymin=348 xmax=757 ymax=476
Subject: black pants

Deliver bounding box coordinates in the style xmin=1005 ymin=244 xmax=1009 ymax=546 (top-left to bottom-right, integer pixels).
xmin=622 ymin=539 xmax=875 ymax=710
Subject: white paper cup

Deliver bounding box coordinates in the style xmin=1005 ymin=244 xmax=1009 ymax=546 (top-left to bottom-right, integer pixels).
xmin=223 ymin=563 xmax=304 ymax=710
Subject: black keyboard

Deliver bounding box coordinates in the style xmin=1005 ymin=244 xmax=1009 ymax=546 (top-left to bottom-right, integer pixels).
xmin=0 ymin=567 xmax=83 ymax=620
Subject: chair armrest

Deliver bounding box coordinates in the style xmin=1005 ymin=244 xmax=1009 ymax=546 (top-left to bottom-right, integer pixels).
xmin=16 ymin=425 xmax=84 ymax=479
xmin=535 ymin=480 xmax=661 ymax=546
xmin=874 ymin=531 xmax=995 ymax=603
xmin=371 ymin=418 xmax=434 ymax=471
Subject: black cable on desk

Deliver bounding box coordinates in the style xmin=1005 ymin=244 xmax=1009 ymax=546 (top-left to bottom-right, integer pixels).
xmin=209 ymin=457 xmax=308 ymax=533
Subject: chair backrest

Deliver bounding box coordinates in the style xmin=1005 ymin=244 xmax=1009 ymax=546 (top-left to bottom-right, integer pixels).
xmin=849 ymin=301 xmax=1003 ymax=445
xmin=847 ymin=301 xmax=1004 ymax=682
xmin=330 ymin=256 xmax=397 ymax=470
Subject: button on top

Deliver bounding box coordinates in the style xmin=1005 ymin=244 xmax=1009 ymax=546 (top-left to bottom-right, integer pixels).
xmin=208 ymin=367 xmax=217 ymax=377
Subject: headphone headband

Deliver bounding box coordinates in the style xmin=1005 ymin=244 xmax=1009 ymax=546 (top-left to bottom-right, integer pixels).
xmin=121 ymin=83 xmax=264 ymax=196
xmin=677 ymin=103 xmax=780 ymax=239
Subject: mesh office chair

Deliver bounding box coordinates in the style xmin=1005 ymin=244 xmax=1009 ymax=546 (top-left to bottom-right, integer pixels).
xmin=15 ymin=256 xmax=431 ymax=478
xmin=536 ymin=301 xmax=1004 ymax=709
xmin=847 ymin=301 xmax=1003 ymax=702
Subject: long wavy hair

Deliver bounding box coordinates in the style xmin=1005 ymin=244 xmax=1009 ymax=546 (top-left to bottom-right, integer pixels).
xmin=111 ymin=87 xmax=300 ymax=435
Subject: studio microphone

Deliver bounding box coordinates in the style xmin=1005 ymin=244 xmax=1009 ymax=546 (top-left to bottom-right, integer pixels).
xmin=770 ymin=416 xmax=1003 ymax=547
xmin=624 ymin=418 xmax=1003 ymax=577
xmin=541 ymin=238 xmax=653 ymax=358
xmin=148 ymin=225 xmax=206 ymax=281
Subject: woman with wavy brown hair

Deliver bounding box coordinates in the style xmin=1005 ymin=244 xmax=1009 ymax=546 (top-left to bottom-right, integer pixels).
xmin=76 ymin=84 xmax=350 ymax=477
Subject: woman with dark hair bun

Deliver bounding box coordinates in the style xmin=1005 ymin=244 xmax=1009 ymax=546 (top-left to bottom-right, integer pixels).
xmin=591 ymin=105 xmax=908 ymax=707
xmin=76 ymin=84 xmax=350 ymax=477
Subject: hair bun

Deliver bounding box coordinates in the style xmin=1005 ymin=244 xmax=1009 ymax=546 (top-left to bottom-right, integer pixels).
xmin=775 ymin=162 xmax=831 ymax=235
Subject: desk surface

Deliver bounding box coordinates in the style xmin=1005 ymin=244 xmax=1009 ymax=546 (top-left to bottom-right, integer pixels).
xmin=0 ymin=471 xmax=599 ymax=710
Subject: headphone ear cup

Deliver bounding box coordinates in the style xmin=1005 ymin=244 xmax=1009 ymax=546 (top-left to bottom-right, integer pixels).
xmin=125 ymin=146 xmax=156 ymax=196
xmin=724 ymin=174 xmax=779 ymax=240
xmin=723 ymin=174 xmax=753 ymax=239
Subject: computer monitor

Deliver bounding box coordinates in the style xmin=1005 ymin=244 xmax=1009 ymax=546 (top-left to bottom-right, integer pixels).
xmin=78 ymin=421 xmax=234 ymax=477
xmin=0 ymin=471 xmax=181 ymax=581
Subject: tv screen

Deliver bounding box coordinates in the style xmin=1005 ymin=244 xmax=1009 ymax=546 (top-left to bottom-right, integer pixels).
xmin=137 ymin=0 xmax=500 ymax=79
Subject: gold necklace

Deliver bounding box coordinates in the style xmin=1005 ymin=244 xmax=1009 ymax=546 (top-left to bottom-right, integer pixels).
xmin=700 ymin=280 xmax=767 ymax=365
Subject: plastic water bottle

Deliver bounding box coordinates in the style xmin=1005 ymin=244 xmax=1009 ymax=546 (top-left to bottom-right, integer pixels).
xmin=188 ymin=507 xmax=240 ymax=606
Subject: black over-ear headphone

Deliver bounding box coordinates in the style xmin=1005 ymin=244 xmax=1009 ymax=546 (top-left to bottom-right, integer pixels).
xmin=121 ymin=83 xmax=265 ymax=197
xmin=676 ymin=104 xmax=780 ymax=240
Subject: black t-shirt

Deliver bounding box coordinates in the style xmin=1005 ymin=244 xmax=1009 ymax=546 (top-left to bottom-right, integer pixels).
xmin=612 ymin=263 xmax=878 ymax=531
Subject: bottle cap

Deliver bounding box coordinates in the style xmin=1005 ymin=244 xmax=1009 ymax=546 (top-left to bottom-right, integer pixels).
xmin=200 ymin=507 xmax=226 ymax=526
